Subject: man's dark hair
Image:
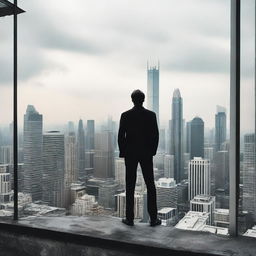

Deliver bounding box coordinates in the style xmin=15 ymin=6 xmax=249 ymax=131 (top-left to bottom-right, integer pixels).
xmin=131 ymin=90 xmax=145 ymax=105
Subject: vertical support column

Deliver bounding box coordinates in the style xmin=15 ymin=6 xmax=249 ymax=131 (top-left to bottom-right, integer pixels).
xmin=229 ymin=0 xmax=240 ymax=237
xmin=13 ymin=0 xmax=18 ymax=221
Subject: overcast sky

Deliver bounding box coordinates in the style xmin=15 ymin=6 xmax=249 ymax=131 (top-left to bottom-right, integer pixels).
xmin=0 ymin=0 xmax=255 ymax=131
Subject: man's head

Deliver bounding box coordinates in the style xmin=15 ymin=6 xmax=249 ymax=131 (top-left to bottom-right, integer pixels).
xmin=131 ymin=89 xmax=145 ymax=106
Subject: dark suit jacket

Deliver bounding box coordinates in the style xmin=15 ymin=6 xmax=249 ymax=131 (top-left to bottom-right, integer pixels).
xmin=118 ymin=105 xmax=159 ymax=158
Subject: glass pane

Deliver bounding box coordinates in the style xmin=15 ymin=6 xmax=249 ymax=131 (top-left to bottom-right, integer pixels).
xmin=0 ymin=15 xmax=14 ymax=220
xmin=14 ymin=0 xmax=231 ymax=237
xmin=239 ymin=0 xmax=256 ymax=237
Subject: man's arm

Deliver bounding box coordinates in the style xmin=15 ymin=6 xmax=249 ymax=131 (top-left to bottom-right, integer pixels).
xmin=152 ymin=113 xmax=159 ymax=155
xmin=118 ymin=113 xmax=126 ymax=158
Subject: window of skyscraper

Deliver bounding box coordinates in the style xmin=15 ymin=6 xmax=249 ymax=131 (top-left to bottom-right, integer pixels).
xmin=0 ymin=0 xmax=255 ymax=242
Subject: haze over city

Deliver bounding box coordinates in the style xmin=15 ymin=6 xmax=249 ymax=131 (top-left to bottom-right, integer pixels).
xmin=0 ymin=0 xmax=255 ymax=131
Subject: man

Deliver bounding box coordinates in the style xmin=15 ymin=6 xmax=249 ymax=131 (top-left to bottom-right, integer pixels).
xmin=118 ymin=89 xmax=161 ymax=226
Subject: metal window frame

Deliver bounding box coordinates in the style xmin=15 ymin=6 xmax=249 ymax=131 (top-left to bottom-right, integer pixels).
xmin=0 ymin=0 xmax=246 ymax=238
xmin=229 ymin=0 xmax=240 ymax=237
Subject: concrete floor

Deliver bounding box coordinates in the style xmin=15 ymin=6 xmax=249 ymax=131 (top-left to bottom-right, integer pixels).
xmin=10 ymin=215 xmax=255 ymax=256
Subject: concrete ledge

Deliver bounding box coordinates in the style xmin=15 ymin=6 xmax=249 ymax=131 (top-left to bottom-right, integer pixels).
xmin=0 ymin=216 xmax=255 ymax=256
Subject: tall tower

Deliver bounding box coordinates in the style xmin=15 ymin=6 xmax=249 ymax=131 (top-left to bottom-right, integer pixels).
xmin=188 ymin=157 xmax=210 ymax=200
xmin=170 ymin=89 xmax=183 ymax=183
xmin=215 ymin=106 xmax=226 ymax=151
xmin=147 ymin=62 xmax=159 ymax=124
xmin=77 ymin=119 xmax=86 ymax=180
xmin=94 ymin=131 xmax=114 ymax=179
xmin=86 ymin=120 xmax=95 ymax=150
xmin=243 ymin=134 xmax=256 ymax=221
xmin=42 ymin=131 xmax=65 ymax=207
xmin=23 ymin=105 xmax=43 ymax=201
xmin=190 ymin=117 xmax=204 ymax=159
xmin=65 ymin=132 xmax=78 ymax=186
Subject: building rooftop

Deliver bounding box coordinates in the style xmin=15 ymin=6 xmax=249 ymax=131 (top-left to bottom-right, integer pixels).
xmin=158 ymin=207 xmax=176 ymax=214
xmin=0 ymin=0 xmax=25 ymax=17
xmin=175 ymin=211 xmax=209 ymax=231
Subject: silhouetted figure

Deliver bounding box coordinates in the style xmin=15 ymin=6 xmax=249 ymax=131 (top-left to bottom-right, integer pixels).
xmin=118 ymin=89 xmax=161 ymax=226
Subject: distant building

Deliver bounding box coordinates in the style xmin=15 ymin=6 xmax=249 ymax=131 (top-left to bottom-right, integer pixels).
xmin=71 ymin=194 xmax=96 ymax=216
xmin=164 ymin=154 xmax=174 ymax=178
xmin=158 ymin=207 xmax=177 ymax=226
xmin=190 ymin=117 xmax=204 ymax=159
xmin=42 ymin=131 xmax=65 ymax=208
xmin=116 ymin=192 xmax=143 ymax=219
xmin=77 ymin=119 xmax=86 ymax=180
xmin=170 ymin=89 xmax=184 ymax=183
xmin=0 ymin=164 xmax=12 ymax=204
xmin=23 ymin=105 xmax=43 ymax=201
xmin=215 ymin=107 xmax=226 ymax=151
xmin=114 ymin=158 xmax=125 ymax=189
xmin=188 ymin=157 xmax=210 ymax=200
xmin=156 ymin=178 xmax=178 ymax=210
xmin=147 ymin=63 xmax=159 ymax=124
xmin=98 ymin=180 xmax=119 ymax=209
xmin=214 ymin=151 xmax=229 ymax=191
xmin=175 ymin=211 xmax=210 ymax=231
xmin=190 ymin=195 xmax=215 ymax=225
xmin=86 ymin=120 xmax=95 ymax=150
xmin=94 ymin=131 xmax=114 ymax=179
xmin=204 ymin=147 xmax=214 ymax=162
xmin=243 ymin=134 xmax=256 ymax=221
xmin=214 ymin=208 xmax=229 ymax=228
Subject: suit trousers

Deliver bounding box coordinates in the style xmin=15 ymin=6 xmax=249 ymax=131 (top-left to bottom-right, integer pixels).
xmin=124 ymin=155 xmax=157 ymax=221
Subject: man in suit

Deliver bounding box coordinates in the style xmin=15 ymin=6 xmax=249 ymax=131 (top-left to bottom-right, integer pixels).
xmin=118 ymin=89 xmax=161 ymax=226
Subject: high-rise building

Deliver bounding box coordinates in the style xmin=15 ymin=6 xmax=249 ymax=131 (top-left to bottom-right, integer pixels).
xmin=190 ymin=195 xmax=215 ymax=225
xmin=0 ymin=145 xmax=12 ymax=164
xmin=94 ymin=131 xmax=114 ymax=179
xmin=188 ymin=157 xmax=210 ymax=200
xmin=42 ymin=131 xmax=65 ymax=207
xmin=159 ymin=128 xmax=166 ymax=153
xmin=116 ymin=191 xmax=143 ymax=219
xmin=185 ymin=121 xmax=191 ymax=154
xmin=64 ymin=132 xmax=78 ymax=207
xmin=243 ymin=134 xmax=256 ymax=221
xmin=156 ymin=178 xmax=178 ymax=210
xmin=65 ymin=132 xmax=78 ymax=185
xmin=0 ymin=164 xmax=12 ymax=204
xmin=164 ymin=154 xmax=174 ymax=178
xmin=190 ymin=117 xmax=204 ymax=159
xmin=77 ymin=119 xmax=86 ymax=180
xmin=170 ymin=89 xmax=184 ymax=183
xmin=98 ymin=180 xmax=119 ymax=209
xmin=204 ymin=147 xmax=214 ymax=162
xmin=147 ymin=63 xmax=159 ymax=124
xmin=215 ymin=107 xmax=226 ymax=151
xmin=86 ymin=120 xmax=95 ymax=150
xmin=23 ymin=105 xmax=43 ymax=201
xmin=114 ymin=158 xmax=126 ymax=189
xmin=214 ymin=151 xmax=229 ymax=191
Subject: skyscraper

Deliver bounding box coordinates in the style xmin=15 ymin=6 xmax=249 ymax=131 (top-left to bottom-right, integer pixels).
xmin=23 ymin=105 xmax=43 ymax=201
xmin=42 ymin=131 xmax=65 ymax=207
xmin=86 ymin=120 xmax=95 ymax=150
xmin=77 ymin=119 xmax=86 ymax=180
xmin=170 ymin=89 xmax=184 ymax=183
xmin=243 ymin=134 xmax=256 ymax=221
xmin=156 ymin=178 xmax=178 ymax=210
xmin=147 ymin=63 xmax=159 ymax=124
xmin=164 ymin=154 xmax=174 ymax=178
xmin=64 ymin=131 xmax=78 ymax=207
xmin=215 ymin=107 xmax=226 ymax=151
xmin=188 ymin=157 xmax=210 ymax=200
xmin=214 ymin=151 xmax=229 ymax=191
xmin=94 ymin=131 xmax=114 ymax=178
xmin=190 ymin=117 xmax=204 ymax=159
